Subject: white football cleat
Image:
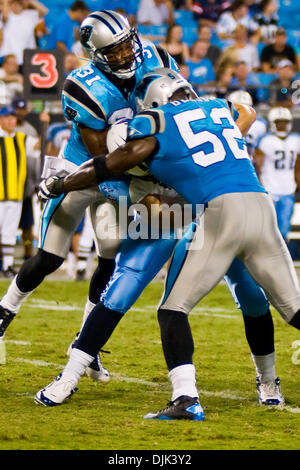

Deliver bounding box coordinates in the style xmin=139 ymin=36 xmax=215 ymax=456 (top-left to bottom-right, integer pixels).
xmin=67 ymin=333 xmax=110 ymax=384
xmin=35 ymin=373 xmax=78 ymax=407
xmin=86 ymin=354 xmax=110 ymax=383
xmin=256 ymin=376 xmax=285 ymax=406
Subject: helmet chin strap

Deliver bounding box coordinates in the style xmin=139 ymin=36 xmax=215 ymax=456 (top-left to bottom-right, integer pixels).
xmin=271 ymin=121 xmax=292 ymax=138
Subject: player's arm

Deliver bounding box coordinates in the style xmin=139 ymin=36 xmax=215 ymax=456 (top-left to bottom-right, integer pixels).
xmin=294 ymin=153 xmax=300 ymax=188
xmin=62 ymin=75 xmax=109 ymax=155
xmin=79 ymin=125 xmax=108 ymax=156
xmin=253 ymin=147 xmax=265 ymax=181
xmin=65 ymin=137 xmax=156 ymax=190
xmin=234 ymin=104 xmax=256 ymax=136
xmin=38 ymin=137 xmax=157 ymax=199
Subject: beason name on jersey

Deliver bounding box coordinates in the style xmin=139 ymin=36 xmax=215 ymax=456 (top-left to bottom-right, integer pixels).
xmin=127 ymin=97 xmax=266 ymax=208
xmin=257 ymin=132 xmax=300 ymax=195
xmin=61 ymin=42 xmax=178 ymax=166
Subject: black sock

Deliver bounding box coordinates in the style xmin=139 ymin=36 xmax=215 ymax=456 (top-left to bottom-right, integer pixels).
xmin=88 ymin=257 xmax=115 ymax=304
xmin=289 ymin=309 xmax=300 ymax=330
xmin=158 ymin=308 xmax=194 ymax=371
xmin=243 ymin=310 xmax=275 ymax=356
xmin=76 ymin=301 xmax=123 ymax=357
xmin=16 ymin=249 xmax=64 ymax=292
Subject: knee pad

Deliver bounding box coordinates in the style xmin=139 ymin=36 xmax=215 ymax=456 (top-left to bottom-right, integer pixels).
xmin=16 ymin=249 xmax=64 ymax=292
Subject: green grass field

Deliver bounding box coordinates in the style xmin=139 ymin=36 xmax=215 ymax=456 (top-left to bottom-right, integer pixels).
xmin=0 ymin=279 xmax=299 ymax=451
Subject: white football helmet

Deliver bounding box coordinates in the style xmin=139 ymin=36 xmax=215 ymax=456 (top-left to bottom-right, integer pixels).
xmin=80 ymin=10 xmax=143 ymax=79
xmin=268 ymin=106 xmax=293 ymax=138
xmin=135 ymin=68 xmax=197 ymax=112
xmin=227 ymin=90 xmax=253 ymax=106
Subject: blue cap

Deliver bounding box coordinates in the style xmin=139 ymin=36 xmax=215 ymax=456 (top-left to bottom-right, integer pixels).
xmin=12 ymin=98 xmax=27 ymax=109
xmin=0 ymin=106 xmax=17 ymax=117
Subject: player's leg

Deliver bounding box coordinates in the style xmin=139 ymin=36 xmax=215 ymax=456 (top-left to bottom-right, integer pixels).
xmin=225 ymin=259 xmax=283 ymax=405
xmin=148 ymin=192 xmax=291 ymax=419
xmin=67 ymin=200 xmax=123 ymax=382
xmin=241 ymin=193 xmax=300 ymax=329
xmin=75 ymin=212 xmax=95 ymax=281
xmin=0 ymin=190 xmax=92 ymax=338
xmin=146 ymin=196 xmax=248 ymax=420
xmin=19 ymin=197 xmax=35 ymax=261
xmin=35 ymin=234 xmax=178 ymax=406
xmin=68 ymin=179 xmax=161 ymax=366
xmin=1 ymin=201 xmax=23 ymax=276
xmin=274 ymin=194 xmax=295 ymax=241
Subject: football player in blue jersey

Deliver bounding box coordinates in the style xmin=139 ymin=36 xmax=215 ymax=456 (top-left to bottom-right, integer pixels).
xmin=0 ymin=10 xmax=179 ymax=380
xmin=0 ymin=10 xmax=276 ymax=399
xmin=34 ymin=70 xmax=300 ymax=415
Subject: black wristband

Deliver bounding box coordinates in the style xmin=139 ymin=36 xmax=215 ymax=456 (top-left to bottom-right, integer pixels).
xmin=93 ymin=155 xmax=111 ymax=183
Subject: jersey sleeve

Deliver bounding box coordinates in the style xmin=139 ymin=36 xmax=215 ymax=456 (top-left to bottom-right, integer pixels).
xmin=46 ymin=123 xmax=56 ymax=142
xmin=146 ymin=43 xmax=179 ymax=73
xmin=224 ymin=99 xmax=239 ymax=121
xmin=62 ymin=74 xmax=107 ymax=131
xmin=127 ymin=109 xmax=165 ymax=141
xmin=256 ymin=134 xmax=269 ymax=152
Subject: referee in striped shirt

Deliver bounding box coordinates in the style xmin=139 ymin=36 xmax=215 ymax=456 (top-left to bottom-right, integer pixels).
xmin=0 ymin=106 xmax=40 ymax=277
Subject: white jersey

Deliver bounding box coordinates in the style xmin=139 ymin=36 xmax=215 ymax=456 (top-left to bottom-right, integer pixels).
xmin=257 ymin=132 xmax=300 ymax=195
xmin=246 ymin=117 xmax=267 ymax=157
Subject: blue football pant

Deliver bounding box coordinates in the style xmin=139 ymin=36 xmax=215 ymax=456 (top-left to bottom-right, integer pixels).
xmin=271 ymin=193 xmax=295 ymax=240
xmin=101 ymin=225 xmax=269 ymax=317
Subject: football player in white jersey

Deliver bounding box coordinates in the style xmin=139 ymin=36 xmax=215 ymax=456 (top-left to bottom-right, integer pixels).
xmin=253 ymin=107 xmax=300 ymax=240
xmin=227 ymin=90 xmax=267 ymax=157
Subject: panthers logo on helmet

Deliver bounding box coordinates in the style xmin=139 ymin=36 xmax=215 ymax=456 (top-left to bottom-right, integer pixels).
xmin=79 ymin=10 xmax=144 ymax=79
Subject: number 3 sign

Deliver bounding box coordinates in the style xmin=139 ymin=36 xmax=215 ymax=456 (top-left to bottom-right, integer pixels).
xmin=23 ymin=49 xmax=65 ymax=101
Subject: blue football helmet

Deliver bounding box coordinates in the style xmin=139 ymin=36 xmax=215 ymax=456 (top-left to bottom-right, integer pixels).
xmin=80 ymin=10 xmax=144 ymax=79
xmin=135 ymin=68 xmax=197 ymax=111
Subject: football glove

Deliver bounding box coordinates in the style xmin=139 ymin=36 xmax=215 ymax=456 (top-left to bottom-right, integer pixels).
xmin=38 ymin=175 xmax=65 ymax=202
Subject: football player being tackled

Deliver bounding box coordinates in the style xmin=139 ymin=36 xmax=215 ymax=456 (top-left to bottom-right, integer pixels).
xmin=34 ymin=70 xmax=300 ymax=419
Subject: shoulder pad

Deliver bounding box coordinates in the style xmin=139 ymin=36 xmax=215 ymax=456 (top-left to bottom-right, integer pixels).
xmin=62 ymin=74 xmax=107 ymax=123
xmin=145 ymin=43 xmax=179 ymax=71
xmin=128 ymin=109 xmax=166 ymax=140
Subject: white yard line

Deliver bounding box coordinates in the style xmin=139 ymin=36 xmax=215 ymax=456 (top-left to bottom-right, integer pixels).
xmin=24 ymin=298 xmax=83 ymax=311
xmin=23 ymin=299 xmax=239 ymax=318
xmin=8 ymin=357 xmax=300 ymax=414
xmin=191 ymin=311 xmax=239 ymax=319
xmin=131 ymin=306 xmax=239 ymax=319
xmin=23 ymin=304 xmax=82 ymax=311
xmin=24 ymin=303 xmax=239 ymax=318
xmin=6 ymin=340 xmax=31 ymax=345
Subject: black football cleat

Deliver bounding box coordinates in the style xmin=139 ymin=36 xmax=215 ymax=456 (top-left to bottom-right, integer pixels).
xmin=144 ymin=395 xmax=205 ymax=421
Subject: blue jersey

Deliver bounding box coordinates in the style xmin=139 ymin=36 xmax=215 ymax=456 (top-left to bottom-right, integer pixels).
xmin=62 ymin=42 xmax=178 ymax=166
xmin=46 ymin=122 xmax=71 ymax=150
xmin=127 ymin=97 xmax=266 ymax=206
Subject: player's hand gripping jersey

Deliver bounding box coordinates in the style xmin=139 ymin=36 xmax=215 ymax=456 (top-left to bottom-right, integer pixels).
xmin=127 ymin=97 xmax=267 ymax=207
xmin=62 ymin=42 xmax=178 ymax=167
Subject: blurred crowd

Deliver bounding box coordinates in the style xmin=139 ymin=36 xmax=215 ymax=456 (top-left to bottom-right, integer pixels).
xmin=0 ymin=0 xmax=299 ymax=111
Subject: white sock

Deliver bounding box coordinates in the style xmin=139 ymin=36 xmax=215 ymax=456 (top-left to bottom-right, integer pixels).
xmin=77 ymin=259 xmax=88 ymax=271
xmin=252 ymin=352 xmax=276 ymax=383
xmin=80 ymin=298 xmax=96 ymax=330
xmin=2 ymin=255 xmax=14 ymax=271
xmin=1 ymin=276 xmax=33 ymax=313
xmin=169 ymin=364 xmax=199 ymax=402
xmin=63 ymin=347 xmax=94 ymax=383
